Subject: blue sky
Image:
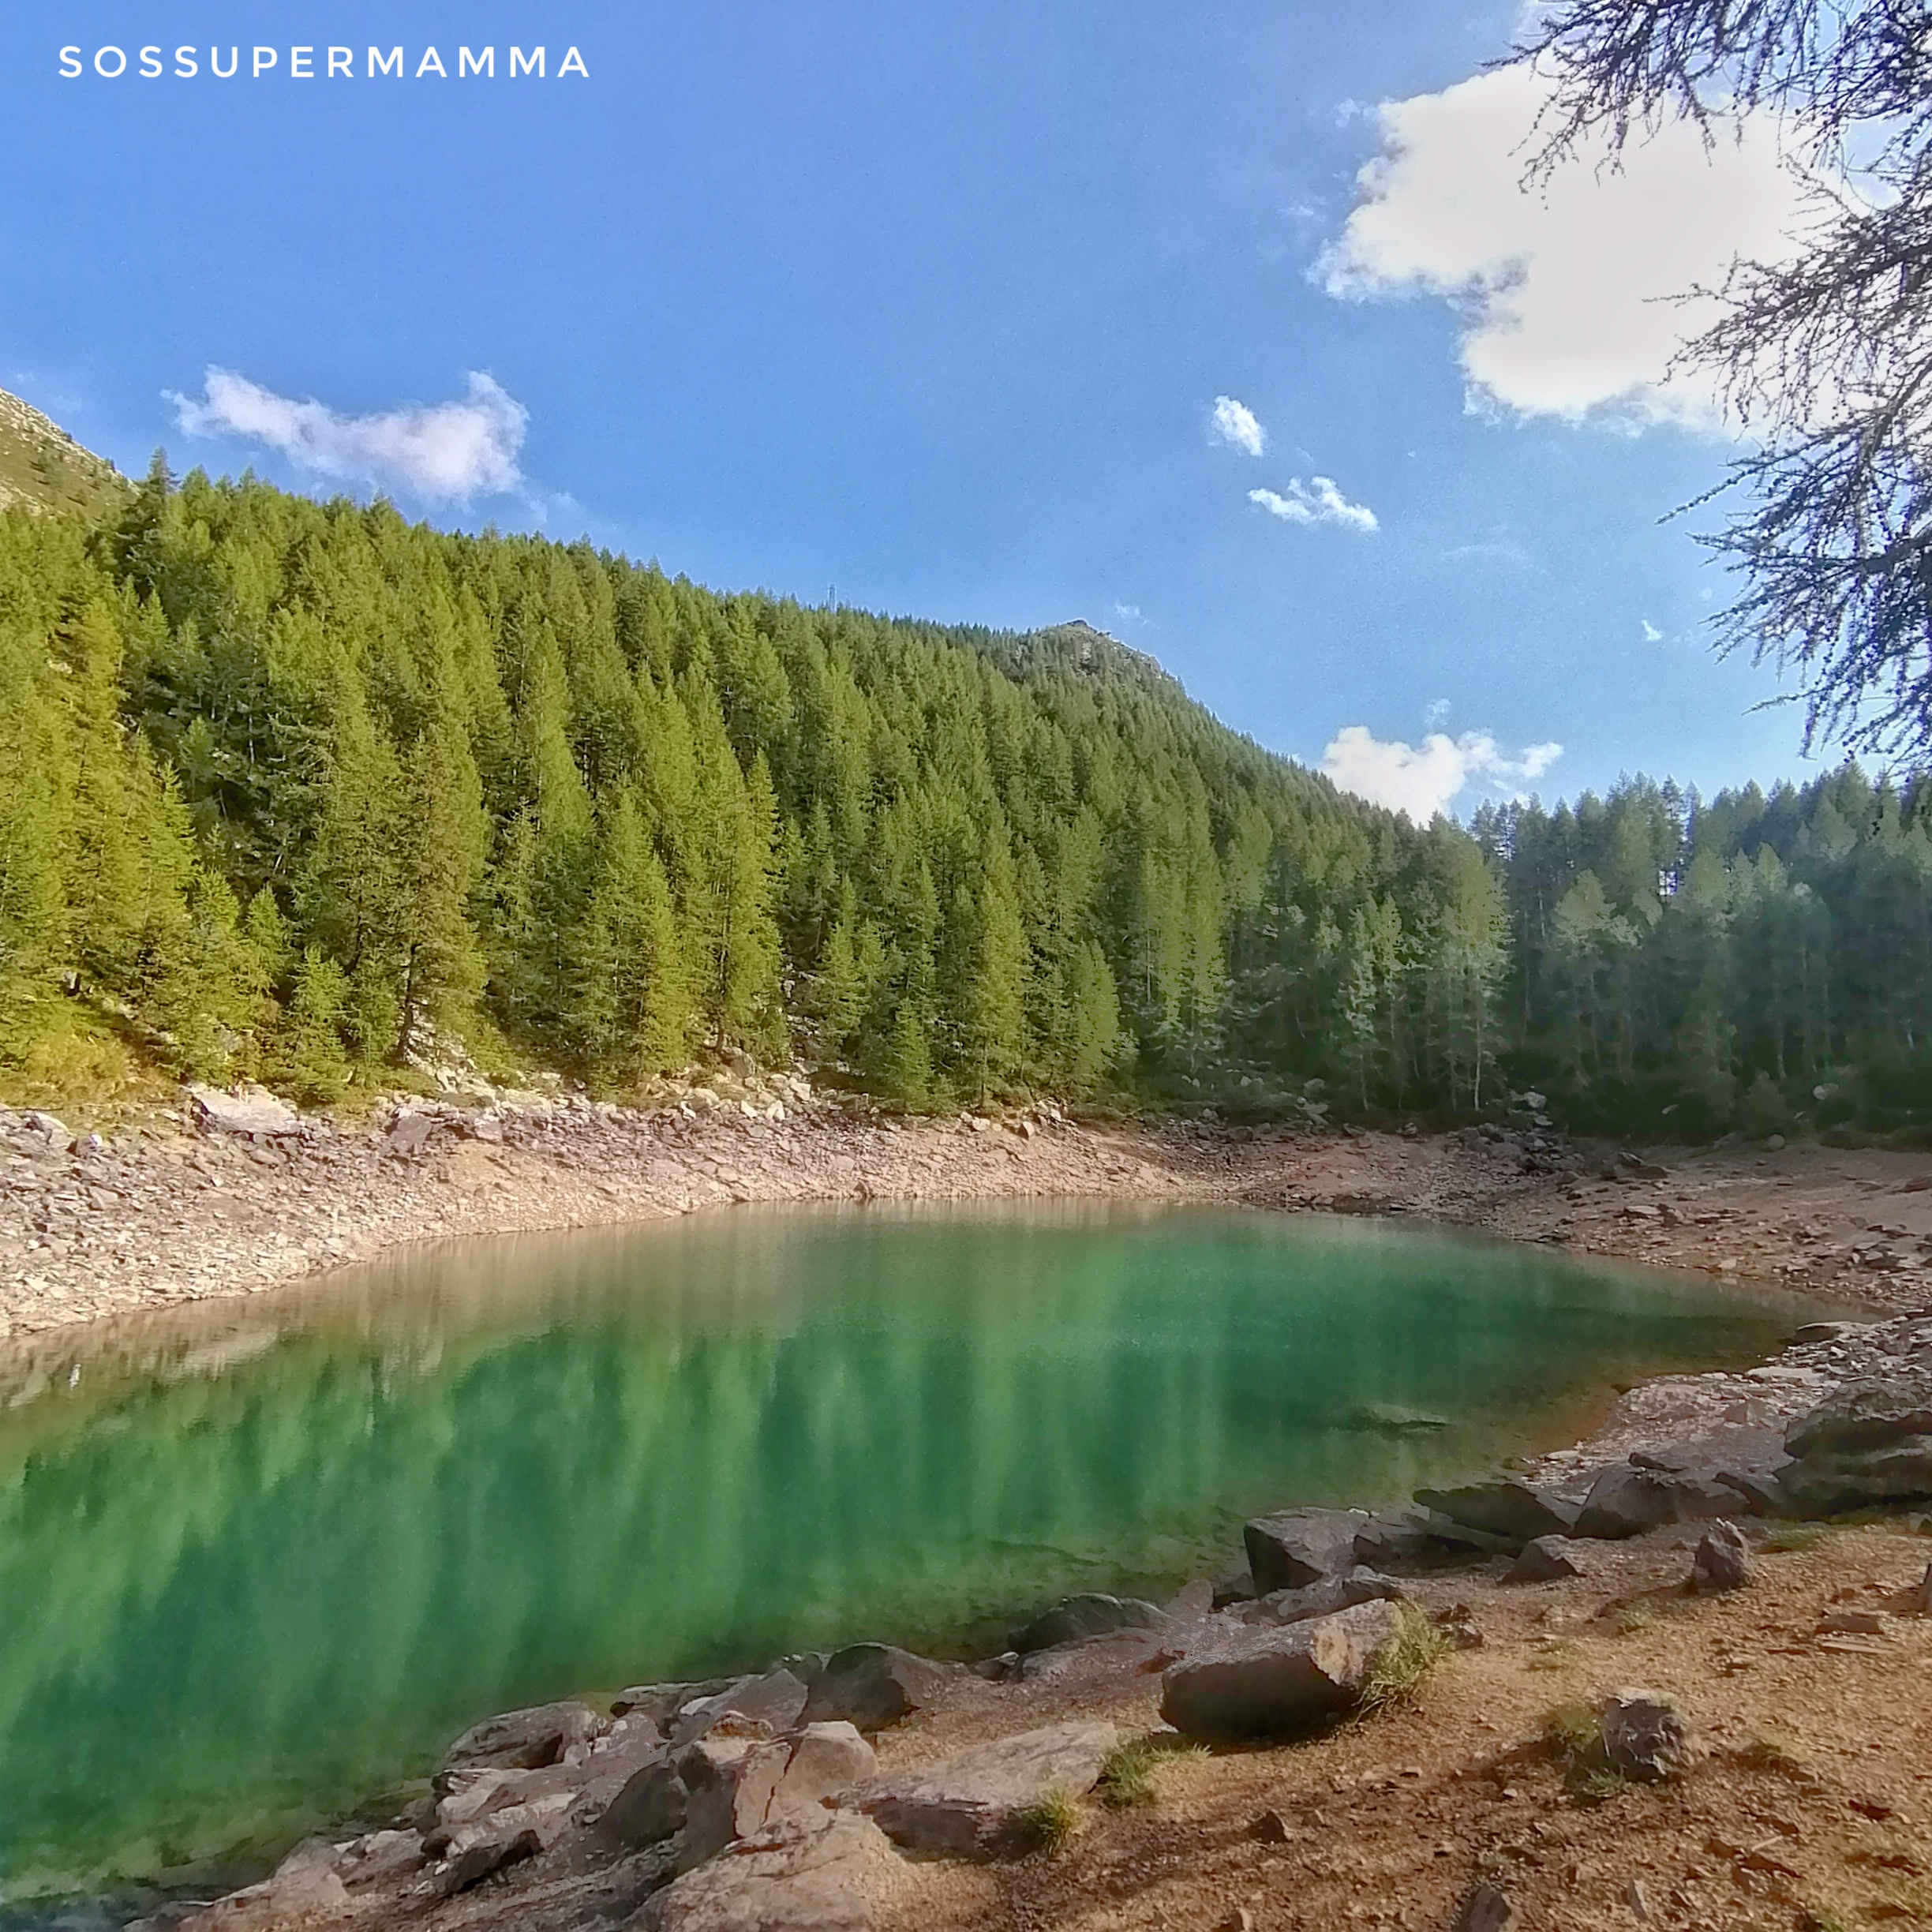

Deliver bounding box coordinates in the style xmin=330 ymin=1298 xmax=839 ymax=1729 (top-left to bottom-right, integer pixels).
xmin=0 ymin=2 xmax=1829 ymax=818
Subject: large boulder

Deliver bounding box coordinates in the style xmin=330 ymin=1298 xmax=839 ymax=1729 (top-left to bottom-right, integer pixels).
xmin=437 ymin=1699 xmax=610 ymax=1782
xmin=1411 ymin=1480 xmax=1574 ymax=1548
xmin=1573 ymin=1459 xmax=1742 ymax=1539
xmin=170 ymin=1847 xmax=351 ymax=1929
xmin=1351 ymin=1510 xmax=1465 ymax=1572
xmin=1012 ymin=1593 xmax=1166 ymax=1653
xmin=1243 ymin=1508 xmax=1369 ymax=1593
xmin=656 ymin=1722 xmax=881 ymax=1865
xmin=1234 ymin=1567 xmax=1406 ymax=1627
xmin=799 ymin=1645 xmax=949 ymax=1732
xmin=1786 ymin=1370 xmax=1932 ymax=1459
xmin=432 ymin=1788 xmax=578 ymax=1896
xmin=642 ymin=1811 xmax=909 ymax=1932
xmin=187 ymin=1083 xmax=305 ymax=1140
xmin=670 ymin=1669 xmax=811 ymax=1749
xmin=858 ymin=1720 xmax=1118 ymax=1858
xmin=602 ymin=1758 xmax=690 ymax=1849
xmin=766 ymin=1724 xmax=877 ymax=1828
xmin=679 ymin=1733 xmax=793 ymax=1866
xmin=1159 ymin=1599 xmax=1406 ymax=1741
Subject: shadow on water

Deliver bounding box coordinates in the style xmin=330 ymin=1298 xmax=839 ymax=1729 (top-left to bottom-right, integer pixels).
xmin=0 ymin=1202 xmax=1823 ymax=1904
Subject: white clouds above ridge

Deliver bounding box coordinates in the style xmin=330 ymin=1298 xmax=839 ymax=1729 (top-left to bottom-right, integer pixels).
xmin=1210 ymin=395 xmax=1267 ymax=456
xmin=169 ymin=368 xmax=528 ymax=501
xmin=1321 ymin=724 xmax=1563 ymax=821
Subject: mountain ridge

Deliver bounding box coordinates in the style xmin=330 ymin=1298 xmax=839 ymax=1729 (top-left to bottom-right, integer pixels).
xmin=0 ymin=385 xmax=129 ymax=519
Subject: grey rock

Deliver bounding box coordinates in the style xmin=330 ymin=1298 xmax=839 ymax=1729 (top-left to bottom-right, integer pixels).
xmin=1352 ymin=1509 xmax=1463 ymax=1572
xmin=1689 ymin=1520 xmax=1752 ymax=1593
xmin=799 ymin=1644 xmax=950 ymax=1732
xmin=333 ymin=1829 xmax=425 ymax=1892
xmin=670 ymin=1668 xmax=810 ymax=1749
xmin=642 ymin=1810 xmax=908 ymax=1932
xmin=1234 ymin=1567 xmax=1406 ymax=1626
xmin=1413 ymin=1509 xmax=1518 ymax=1556
xmin=1012 ymin=1592 xmax=1166 ymax=1653
xmin=187 ymin=1085 xmax=303 ymax=1140
xmin=1573 ymin=1460 xmax=1741 ymax=1538
xmin=859 ymin=1720 xmax=1117 ymax=1858
xmin=614 ymin=1679 xmax=736 ymax=1728
xmin=601 ymin=1758 xmax=689 ymax=1848
xmin=1411 ymin=1480 xmax=1574 ymax=1548
xmin=1508 ymin=1535 xmax=1587 ymax=1583
xmin=1244 ymin=1507 xmax=1370 ymax=1592
xmin=678 ymin=1733 xmax=792 ymax=1866
xmin=1452 ymin=1884 xmax=1514 ymax=1931
xmin=1211 ymin=1567 xmax=1259 ymax=1608
xmin=1777 ymin=1440 xmax=1932 ymax=1511
xmin=1786 ymin=1369 xmax=1932 ymax=1459
xmin=1600 ymin=1689 xmax=1699 ymax=1781
xmin=437 ymin=1699 xmax=610 ymax=1783
xmin=1159 ymin=1598 xmax=1406 ymax=1740
xmin=766 ymin=1722 xmax=877 ymax=1826
xmin=171 ymin=1846 xmax=351 ymax=1928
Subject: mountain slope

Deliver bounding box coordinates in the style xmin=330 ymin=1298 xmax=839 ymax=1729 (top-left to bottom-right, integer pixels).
xmin=0 ymin=387 xmax=128 ymax=519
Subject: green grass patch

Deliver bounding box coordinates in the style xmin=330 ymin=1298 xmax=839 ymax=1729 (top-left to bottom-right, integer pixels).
xmin=1762 ymin=1522 xmax=1833 ymax=1554
xmin=1016 ymin=1786 xmax=1082 ymax=1853
xmin=1098 ymin=1738 xmax=1208 ymax=1808
xmin=1360 ymin=1607 xmax=1452 ymax=1716
xmin=1739 ymin=1731 xmax=1808 ymax=1776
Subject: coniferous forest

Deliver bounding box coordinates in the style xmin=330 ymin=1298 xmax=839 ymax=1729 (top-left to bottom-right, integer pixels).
xmin=2 ymin=455 xmax=1930 ymax=1140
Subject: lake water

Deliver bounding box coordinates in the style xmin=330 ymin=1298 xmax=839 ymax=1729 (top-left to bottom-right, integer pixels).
xmin=0 ymin=1204 xmax=1808 ymax=1904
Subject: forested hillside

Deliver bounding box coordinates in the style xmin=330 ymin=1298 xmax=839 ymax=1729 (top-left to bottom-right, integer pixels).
xmin=0 ymin=426 xmax=1929 ymax=1140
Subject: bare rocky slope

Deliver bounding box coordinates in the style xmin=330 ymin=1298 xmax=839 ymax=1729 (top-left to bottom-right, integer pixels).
xmin=0 ymin=384 xmax=128 ymax=518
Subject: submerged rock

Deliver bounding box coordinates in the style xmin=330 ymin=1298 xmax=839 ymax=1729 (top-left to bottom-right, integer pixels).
xmin=1159 ymin=1598 xmax=1405 ymax=1740
xmin=1012 ymin=1592 xmax=1166 ymax=1653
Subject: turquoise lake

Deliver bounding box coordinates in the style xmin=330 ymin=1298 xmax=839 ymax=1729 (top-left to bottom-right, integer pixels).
xmin=0 ymin=1204 xmax=1810 ymax=1904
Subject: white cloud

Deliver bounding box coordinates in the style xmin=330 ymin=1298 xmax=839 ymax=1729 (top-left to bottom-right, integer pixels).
xmin=168 ymin=368 xmax=528 ymax=501
xmin=1249 ymin=477 xmax=1379 ymax=533
xmin=1642 ymin=619 xmax=1664 ymax=642
xmin=1321 ymin=724 xmax=1563 ymax=821
xmin=1318 ymin=65 xmax=1822 ymax=429
xmin=1210 ymin=395 xmax=1267 ymax=456
xmin=1423 ymin=696 xmax=1452 ymax=728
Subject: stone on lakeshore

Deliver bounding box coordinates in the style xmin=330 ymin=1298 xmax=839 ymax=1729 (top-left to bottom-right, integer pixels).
xmin=1509 ymin=1535 xmax=1588 ymax=1583
xmin=1352 ymin=1509 xmax=1461 ymax=1572
xmin=1573 ymin=1460 xmax=1741 ymax=1539
xmin=1211 ymin=1567 xmax=1259 ymax=1607
xmin=642 ymin=1810 xmax=909 ymax=1932
xmin=437 ymin=1699 xmax=611 ymax=1783
xmin=170 ymin=1844 xmax=351 ymax=1927
xmin=677 ymin=1733 xmax=792 ymax=1867
xmin=799 ymin=1644 xmax=950 ymax=1732
xmin=1600 ymin=1688 xmax=1700 ymax=1781
xmin=1243 ymin=1508 xmax=1369 ymax=1593
xmin=1411 ymin=1480 xmax=1575 ymax=1548
xmin=670 ymin=1668 xmax=810 ymax=1748
xmin=332 ymin=1829 xmax=424 ymax=1892
xmin=1159 ymin=1598 xmax=1406 ymax=1741
xmin=432 ymin=1786 xmax=578 ymax=1896
xmin=602 ymin=1757 xmax=690 ymax=1849
xmin=613 ymin=1678 xmax=736 ymax=1727
xmin=187 ymin=1084 xmax=303 ymax=1140
xmin=1778 ymin=1441 xmax=1932 ymax=1511
xmin=1012 ymin=1592 xmax=1166 ymax=1653
xmin=766 ymin=1722 xmax=877 ymax=1826
xmin=858 ymin=1719 xmax=1118 ymax=1858
xmin=1786 ymin=1369 xmax=1932 ymax=1460
xmin=1234 ymin=1567 xmax=1406 ymax=1627
xmin=1689 ymin=1520 xmax=1753 ymax=1593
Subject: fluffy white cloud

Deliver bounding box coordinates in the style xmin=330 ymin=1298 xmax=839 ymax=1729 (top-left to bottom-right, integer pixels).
xmin=1210 ymin=395 xmax=1267 ymax=456
xmin=1249 ymin=477 xmax=1379 ymax=533
xmin=169 ymin=368 xmax=528 ymax=500
xmin=1319 ymin=65 xmax=1821 ymax=429
xmin=1321 ymin=724 xmax=1563 ymax=821
xmin=1642 ymin=619 xmax=1664 ymax=642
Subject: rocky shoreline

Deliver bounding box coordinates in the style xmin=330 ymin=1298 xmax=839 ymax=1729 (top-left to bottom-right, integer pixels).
xmin=4 ymin=1076 xmax=1930 ymax=1350
xmin=120 ymin=1297 xmax=1932 ymax=1932
xmin=10 ymin=1085 xmax=1932 ymax=1929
